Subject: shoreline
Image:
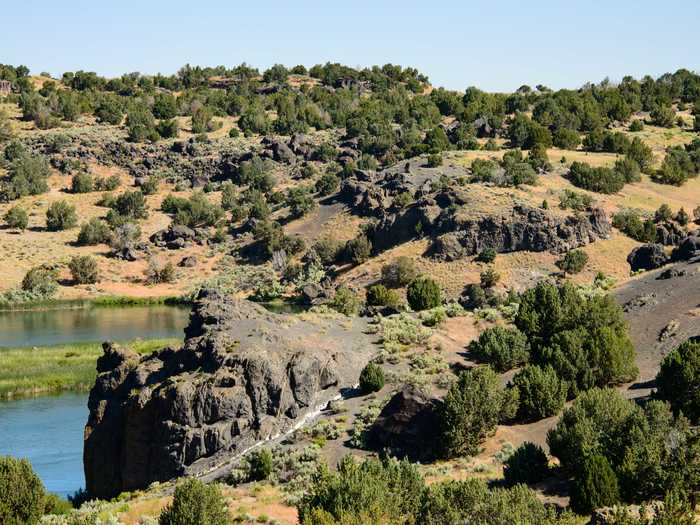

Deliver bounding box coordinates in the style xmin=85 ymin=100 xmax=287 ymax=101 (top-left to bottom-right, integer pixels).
xmin=0 ymin=294 xmax=192 ymax=313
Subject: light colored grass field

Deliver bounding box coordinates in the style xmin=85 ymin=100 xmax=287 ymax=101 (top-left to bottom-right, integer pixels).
xmin=0 ymin=337 xmax=181 ymax=399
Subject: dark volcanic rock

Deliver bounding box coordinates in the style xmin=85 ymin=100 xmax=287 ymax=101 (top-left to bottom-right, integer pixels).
xmin=655 ymin=221 xmax=686 ymax=246
xmin=627 ymin=244 xmax=669 ymax=271
xmin=84 ymin=290 xmax=372 ymax=499
xmin=150 ymin=225 xmax=196 ymax=249
xmin=366 ymin=385 xmax=441 ymax=461
xmin=672 ymin=234 xmax=700 ymax=261
xmin=178 ymin=255 xmax=198 ymax=268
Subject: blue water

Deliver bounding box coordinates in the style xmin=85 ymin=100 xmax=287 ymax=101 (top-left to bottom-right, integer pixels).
xmin=0 ymin=393 xmax=88 ymax=497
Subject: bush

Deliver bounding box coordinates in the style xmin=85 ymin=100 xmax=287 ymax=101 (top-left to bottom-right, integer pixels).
xmin=426 ymin=153 xmax=442 ymax=167
xmin=381 ymin=256 xmax=418 ymax=288
xmin=126 ymin=104 xmax=158 ymax=142
xmin=3 ymin=205 xmax=28 ymax=229
xmin=21 ymin=265 xmax=58 ymax=296
xmin=503 ymin=442 xmax=549 ymax=486
xmin=315 ymin=172 xmax=340 ymax=196
xmin=69 ymin=255 xmax=99 ymax=284
xmin=109 ymin=190 xmax=148 ymax=221
xmin=476 ymin=247 xmax=496 ymax=263
xmin=569 ymin=454 xmax=620 ymax=515
xmin=172 ymin=192 xmax=224 ymax=228
xmin=467 ymin=326 xmax=529 ymax=372
xmin=94 ymin=175 xmax=121 ymax=192
xmin=311 ymin=237 xmax=343 ymax=266
xmin=365 ymin=284 xmax=401 ymax=309
xmin=156 ymin=118 xmax=179 ymax=138
xmin=556 ymin=249 xmax=589 ymax=274
xmin=479 ymin=267 xmax=500 ymax=289
xmin=627 ymin=137 xmax=654 ymax=173
xmin=45 ymin=200 xmax=77 ymax=231
xmin=145 ymin=258 xmax=176 ymax=284
xmin=329 ymin=286 xmax=362 ymax=316
xmin=612 ymin=210 xmax=656 ymax=242
xmin=359 ymin=363 xmax=385 ymax=393
xmin=614 ymin=157 xmax=641 ymax=183
xmin=247 ymin=448 xmax=273 ymax=482
xmin=655 ymin=339 xmax=700 ymax=423
xmin=345 ymin=236 xmax=372 ymax=265
xmin=407 ymin=276 xmax=442 ymax=311
xmin=568 ymin=161 xmax=625 ymax=194
xmin=77 ymin=217 xmax=111 ymax=245
xmin=439 ymin=367 xmax=518 ymax=458
xmin=286 ymin=186 xmax=316 ymax=218
xmin=0 ymin=456 xmax=46 ymax=525
xmin=511 ymin=365 xmax=567 ymax=421
xmin=629 ymin=120 xmax=644 ymax=132
xmin=2 ymin=152 xmax=50 ymax=201
xmin=159 ymin=478 xmax=230 ymax=525
xmin=553 ymin=128 xmax=580 ymax=149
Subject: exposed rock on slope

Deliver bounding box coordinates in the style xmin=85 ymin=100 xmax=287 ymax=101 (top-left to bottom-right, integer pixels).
xmin=84 ymin=290 xmax=373 ymax=499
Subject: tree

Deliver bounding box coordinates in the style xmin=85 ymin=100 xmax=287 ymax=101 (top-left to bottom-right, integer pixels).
xmin=439 ymin=367 xmax=518 ymax=458
xmin=69 ymin=255 xmax=99 ymax=284
xmin=569 ymin=454 xmax=620 ymax=515
xmin=676 ymin=207 xmax=690 ymax=226
xmin=45 ymin=200 xmax=77 ymax=231
xmin=286 ymin=186 xmax=316 ymax=218
xmin=2 ymin=152 xmax=50 ymax=201
xmin=656 ymin=339 xmax=700 ymax=423
xmin=77 ymin=217 xmax=111 ymax=245
xmin=126 ymin=104 xmax=158 ymax=142
xmin=511 ymin=365 xmax=567 ymax=421
xmin=407 ymin=276 xmax=442 ymax=311
xmin=315 ymin=172 xmax=340 ymax=196
xmin=556 ymin=249 xmax=589 ymax=274
xmin=159 ymin=478 xmax=230 ymax=525
xmin=381 ymin=257 xmax=418 ymax=288
xmin=247 ymin=448 xmax=273 ymax=482
xmin=568 ymin=161 xmax=625 ymax=194
xmin=503 ymin=442 xmax=549 ymax=486
xmin=3 ymin=206 xmax=28 ymax=229
xmin=0 ymin=456 xmax=46 ymax=525
xmin=359 ymin=363 xmax=385 ymax=393
xmin=467 ymin=326 xmax=530 ymax=372
xmin=553 ymin=128 xmax=580 ymax=149
xmin=614 ymin=157 xmax=641 ymax=183
xmin=627 ymin=137 xmax=654 ymax=173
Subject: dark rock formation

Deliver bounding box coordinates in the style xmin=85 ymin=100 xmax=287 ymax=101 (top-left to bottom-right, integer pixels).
xmin=627 ymin=244 xmax=669 ymax=271
xmin=150 ymin=225 xmax=197 ymax=249
xmin=178 ymin=255 xmax=198 ymax=268
xmin=84 ymin=290 xmax=373 ymax=499
xmin=672 ymin=233 xmax=700 ymax=261
xmin=655 ymin=221 xmax=686 ymax=246
xmin=366 ymin=385 xmax=441 ymax=461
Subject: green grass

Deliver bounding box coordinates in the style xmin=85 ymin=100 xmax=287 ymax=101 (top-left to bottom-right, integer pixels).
xmin=0 ymin=295 xmax=191 ymax=312
xmin=0 ymin=338 xmax=182 ymax=399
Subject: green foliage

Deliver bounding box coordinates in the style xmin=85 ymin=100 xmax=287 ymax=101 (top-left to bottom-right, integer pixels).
xmin=627 ymin=137 xmax=654 ymax=173
xmin=172 ymin=192 xmax=224 ymax=228
xmin=238 ymin=104 xmax=271 ymax=135
xmin=476 ymin=247 xmax=496 ymax=263
xmin=552 ymin=127 xmax=580 ymax=149
xmin=21 ymin=265 xmax=58 ymax=296
xmin=344 ymin=235 xmax=372 ymax=265
xmin=329 ymin=286 xmax=362 ymax=316
xmin=126 ymin=104 xmax=159 ymax=142
xmin=568 ymin=161 xmax=625 ymax=194
xmin=407 ymin=276 xmax=442 ymax=311
xmin=365 ymin=284 xmax=401 ymax=309
xmin=653 ymin=146 xmax=697 ymax=186
xmin=515 ymin=281 xmax=637 ymax=395
xmin=3 ymin=205 xmax=28 ymax=229
xmin=70 ymin=171 xmax=93 ymax=193
xmin=439 ymin=366 xmax=519 ymax=458
xmin=649 ymin=105 xmax=675 ymax=128
xmin=511 ymin=365 xmax=567 ymax=421
xmin=629 ymin=120 xmax=644 ymax=132
xmin=467 ymin=326 xmax=530 ymax=372
xmin=77 ymin=218 xmax=111 ymax=246
xmin=612 ymin=209 xmax=656 ymax=242
xmin=558 ymin=189 xmax=594 ymax=211
xmin=569 ymin=454 xmax=620 ymax=515
xmin=479 ymin=267 xmax=500 ymax=288
xmin=503 ymin=442 xmax=549 ymax=486
xmin=381 ymin=256 xmax=418 ymax=288
xmin=108 ymin=190 xmax=148 ymax=221
xmin=359 ymin=362 xmax=385 ymax=393
xmin=426 ymin=153 xmax=443 ymax=167
xmin=1 ymin=151 xmax=50 ymax=201
xmin=145 ymin=258 xmax=176 ymax=284
xmin=315 ymin=172 xmax=340 ymax=196
xmin=68 ymin=255 xmax=99 ymax=284
xmin=159 ymin=478 xmax=230 ymax=525
xmin=248 ymin=448 xmax=273 ymax=482
xmin=0 ymin=455 xmax=46 ymax=525
xmin=286 ymin=185 xmax=316 ymax=218
xmin=655 ymin=339 xmax=700 ymax=423
xmin=46 ymin=200 xmax=77 ymax=231
xmin=614 ymin=157 xmax=642 ymax=183
xmin=156 ymin=118 xmax=179 ymax=138
xmin=556 ymin=249 xmax=589 ymax=274
xmin=527 ymin=143 xmax=551 ymax=172
xmin=152 ymin=93 xmax=178 ymax=119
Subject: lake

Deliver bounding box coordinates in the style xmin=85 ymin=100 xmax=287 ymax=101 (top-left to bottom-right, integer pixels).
xmin=0 ymin=392 xmax=88 ymax=498
xmin=0 ymin=304 xmax=190 ymax=348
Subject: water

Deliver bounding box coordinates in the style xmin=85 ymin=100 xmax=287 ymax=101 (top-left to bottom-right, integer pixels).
xmin=0 ymin=393 xmax=88 ymax=498
xmin=0 ymin=305 xmax=190 ymax=347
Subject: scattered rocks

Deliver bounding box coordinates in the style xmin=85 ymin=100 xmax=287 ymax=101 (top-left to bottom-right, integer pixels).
xmin=150 ymin=224 xmax=197 ymax=249
xmin=657 ymin=267 xmax=686 ymax=280
xmin=672 ymin=233 xmax=700 ymax=261
xmin=659 ymin=319 xmax=680 ymax=341
xmin=627 ymin=244 xmax=669 ymax=272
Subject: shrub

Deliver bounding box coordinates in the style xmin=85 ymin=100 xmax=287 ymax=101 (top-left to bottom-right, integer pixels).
xmin=156 ymin=118 xmax=179 ymax=138
xmin=286 ymin=186 xmax=316 ymax=218
xmin=439 ymin=366 xmax=518 ymax=458
xmin=511 ymin=365 xmax=567 ymax=421
xmin=21 ymin=265 xmax=58 ymax=296
xmin=311 ymin=237 xmax=343 ymax=266
xmin=345 ymin=235 xmax=372 ymax=265
xmin=476 ymin=247 xmax=496 ymax=263
xmin=503 ymin=442 xmax=549 ymax=486
xmin=650 ymin=105 xmax=675 ymax=128
xmin=629 ymin=120 xmax=644 ymax=132
xmin=527 ymin=144 xmax=551 ymax=172
xmin=2 ymin=152 xmax=50 ymax=201
xmin=556 ymin=249 xmax=589 ymax=274
xmin=479 ymin=267 xmax=500 ymax=288
xmin=145 ymin=258 xmax=176 ymax=284
xmin=558 ymin=189 xmax=594 ymax=211
xmin=159 ymin=478 xmax=230 ymax=525
xmin=381 ymin=256 xmax=418 ymax=288
xmin=552 ymin=128 xmax=580 ymax=149
xmin=126 ymin=104 xmax=158 ymax=142
xmin=173 ymin=192 xmax=224 ymax=228
xmin=94 ymin=175 xmax=121 ymax=192
xmin=627 ymin=137 xmax=654 ymax=172
xmin=359 ymin=362 xmax=385 ymax=393
xmin=676 ymin=207 xmax=690 ymax=226
xmin=329 ymin=286 xmax=362 ymax=316
xmin=3 ymin=205 xmax=28 ymax=229
xmin=315 ymin=172 xmax=340 ymax=196
xmin=0 ymin=456 xmax=46 ymax=525
xmin=467 ymin=326 xmax=529 ymax=372
xmin=568 ymin=161 xmax=625 ymax=194
xmin=655 ymin=339 xmax=700 ymax=423
xmin=45 ymin=200 xmax=77 ymax=231
xmin=461 ymin=283 xmax=486 ymax=309
xmin=614 ymin=157 xmax=641 ymax=183
xmin=426 ymin=153 xmax=442 ymax=167
xmin=70 ymin=171 xmax=93 ymax=193
xmin=365 ymin=284 xmax=401 ymax=309
xmin=68 ymin=255 xmax=99 ymax=284
xmin=109 ymin=190 xmax=148 ymax=221
xmin=247 ymin=448 xmax=273 ymax=482
xmin=407 ymin=276 xmax=442 ymax=311
xmin=612 ymin=210 xmax=656 ymax=242
xmin=77 ymin=217 xmax=111 ymax=245
xmin=569 ymin=454 xmax=620 ymax=515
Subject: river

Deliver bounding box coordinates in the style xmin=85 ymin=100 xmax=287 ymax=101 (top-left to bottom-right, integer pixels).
xmin=0 ymin=305 xmax=190 ymax=498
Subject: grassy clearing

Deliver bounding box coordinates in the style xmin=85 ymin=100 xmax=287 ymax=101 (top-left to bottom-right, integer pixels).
xmin=0 ymin=338 xmax=181 ymax=399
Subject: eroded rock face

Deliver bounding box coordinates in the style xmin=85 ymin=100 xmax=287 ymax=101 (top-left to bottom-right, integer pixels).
xmin=84 ymin=290 xmax=373 ymax=499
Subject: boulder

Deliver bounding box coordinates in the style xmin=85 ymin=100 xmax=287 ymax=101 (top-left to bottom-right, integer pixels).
xmin=83 ymin=289 xmax=373 ymax=499
xmin=150 ymin=224 xmax=196 ymax=250
xmin=366 ymin=385 xmax=441 ymax=461
xmin=178 ymin=255 xmax=198 ymax=268
xmin=627 ymin=244 xmax=669 ymax=271
xmin=270 ymin=140 xmax=297 ymax=164
xmin=672 ymin=234 xmax=700 ymax=261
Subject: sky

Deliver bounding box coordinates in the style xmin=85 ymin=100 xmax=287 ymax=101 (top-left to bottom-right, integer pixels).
xmin=3 ymin=0 xmax=699 ymax=92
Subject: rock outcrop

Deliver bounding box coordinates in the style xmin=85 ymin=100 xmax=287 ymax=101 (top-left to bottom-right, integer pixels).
xmin=627 ymin=243 xmax=669 ymax=271
xmin=84 ymin=290 xmax=373 ymax=499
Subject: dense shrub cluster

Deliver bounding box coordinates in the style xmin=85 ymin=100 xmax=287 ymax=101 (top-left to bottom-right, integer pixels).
xmin=467 ymin=326 xmax=529 ymax=372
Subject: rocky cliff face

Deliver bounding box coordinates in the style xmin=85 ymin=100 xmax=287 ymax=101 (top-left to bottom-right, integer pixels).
xmin=84 ymin=290 xmax=373 ymax=499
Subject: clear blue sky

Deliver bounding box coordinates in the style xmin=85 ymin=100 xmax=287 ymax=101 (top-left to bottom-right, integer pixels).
xmin=4 ymin=0 xmax=699 ymax=92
